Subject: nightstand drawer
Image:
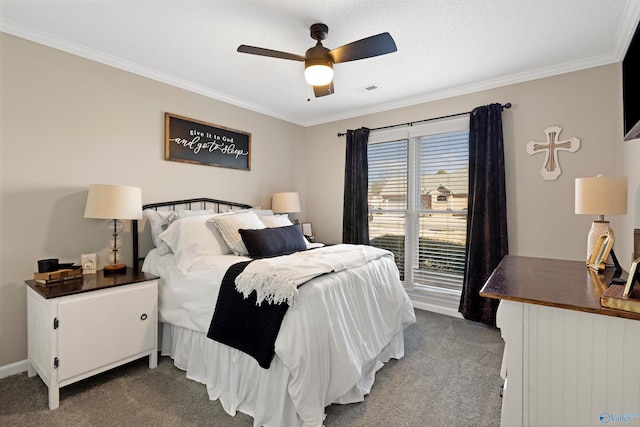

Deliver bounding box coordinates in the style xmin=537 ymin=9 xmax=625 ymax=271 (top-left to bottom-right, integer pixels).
xmin=57 ymin=281 xmax=157 ymax=382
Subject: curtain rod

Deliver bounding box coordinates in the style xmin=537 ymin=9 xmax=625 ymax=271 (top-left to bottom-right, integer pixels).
xmin=336 ymin=102 xmax=511 ymax=137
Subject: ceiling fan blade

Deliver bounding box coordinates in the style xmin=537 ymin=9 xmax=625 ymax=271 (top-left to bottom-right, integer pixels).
xmin=237 ymin=45 xmax=305 ymax=61
xmin=329 ymin=32 xmax=397 ymax=63
xmin=313 ymin=82 xmax=334 ymax=97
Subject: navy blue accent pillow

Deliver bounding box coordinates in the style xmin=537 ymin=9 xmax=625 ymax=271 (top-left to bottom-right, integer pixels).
xmin=239 ymin=225 xmax=307 ymax=259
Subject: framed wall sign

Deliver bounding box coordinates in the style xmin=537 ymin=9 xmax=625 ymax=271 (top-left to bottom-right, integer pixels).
xmin=165 ymin=113 xmax=251 ymax=171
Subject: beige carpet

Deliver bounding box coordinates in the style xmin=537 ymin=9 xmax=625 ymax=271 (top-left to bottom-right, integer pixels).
xmin=0 ymin=309 xmax=504 ymax=426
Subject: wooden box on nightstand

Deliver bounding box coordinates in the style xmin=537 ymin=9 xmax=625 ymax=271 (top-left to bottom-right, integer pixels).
xmin=25 ymin=268 xmax=159 ymax=410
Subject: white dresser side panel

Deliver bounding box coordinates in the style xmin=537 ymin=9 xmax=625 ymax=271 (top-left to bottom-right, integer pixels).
xmin=27 ymin=287 xmax=55 ymax=384
xmin=57 ymin=282 xmax=157 ymax=382
xmin=526 ymin=304 xmax=640 ymax=427
xmin=496 ymin=300 xmax=525 ymax=427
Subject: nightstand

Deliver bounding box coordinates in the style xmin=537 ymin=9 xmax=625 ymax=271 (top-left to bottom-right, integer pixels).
xmin=25 ymin=268 xmax=159 ymax=410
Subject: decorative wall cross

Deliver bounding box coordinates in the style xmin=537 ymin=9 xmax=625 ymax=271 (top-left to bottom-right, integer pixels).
xmin=526 ymin=126 xmax=580 ymax=180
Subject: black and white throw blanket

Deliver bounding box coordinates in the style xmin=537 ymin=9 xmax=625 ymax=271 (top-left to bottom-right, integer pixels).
xmin=207 ymin=260 xmax=289 ymax=369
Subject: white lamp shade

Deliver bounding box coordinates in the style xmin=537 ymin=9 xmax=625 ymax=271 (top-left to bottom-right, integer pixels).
xmin=84 ymin=184 xmax=143 ymax=220
xmin=272 ymin=192 xmax=301 ymax=213
xmin=575 ymin=176 xmax=627 ymax=215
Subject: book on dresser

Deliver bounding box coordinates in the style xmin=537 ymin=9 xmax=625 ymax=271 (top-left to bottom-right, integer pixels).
xmin=33 ymin=267 xmax=82 ymax=286
xmin=600 ymin=284 xmax=640 ymax=314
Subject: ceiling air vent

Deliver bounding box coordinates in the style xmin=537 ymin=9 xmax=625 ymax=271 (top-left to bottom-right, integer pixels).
xmin=352 ymin=84 xmax=379 ymax=94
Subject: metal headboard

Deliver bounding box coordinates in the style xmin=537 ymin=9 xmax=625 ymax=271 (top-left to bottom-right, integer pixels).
xmin=132 ymin=198 xmax=253 ymax=272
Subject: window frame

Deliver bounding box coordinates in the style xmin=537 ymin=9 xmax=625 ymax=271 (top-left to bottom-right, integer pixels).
xmin=368 ymin=117 xmax=470 ymax=307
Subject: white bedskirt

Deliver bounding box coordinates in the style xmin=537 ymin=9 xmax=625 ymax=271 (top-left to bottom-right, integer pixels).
xmin=160 ymin=322 xmax=406 ymax=427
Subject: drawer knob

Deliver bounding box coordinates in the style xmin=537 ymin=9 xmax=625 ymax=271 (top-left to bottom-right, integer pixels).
xmin=140 ymin=313 xmax=148 ymax=321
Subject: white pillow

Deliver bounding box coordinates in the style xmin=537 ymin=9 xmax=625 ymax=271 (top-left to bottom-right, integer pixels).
xmin=259 ymin=214 xmax=292 ymax=228
xmin=251 ymin=209 xmax=275 ymax=217
xmin=143 ymin=209 xmax=177 ymax=256
xmin=215 ymin=207 xmax=273 ymax=216
xmin=144 ymin=208 xmax=218 ymax=256
xmin=159 ymin=215 xmax=232 ymax=273
xmin=208 ymin=211 xmax=265 ymax=256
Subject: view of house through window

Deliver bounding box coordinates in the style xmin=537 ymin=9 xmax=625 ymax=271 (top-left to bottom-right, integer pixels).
xmin=367 ymin=118 xmax=469 ymax=299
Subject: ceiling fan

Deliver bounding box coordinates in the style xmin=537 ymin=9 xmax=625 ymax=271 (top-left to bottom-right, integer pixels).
xmin=237 ymin=23 xmax=397 ymax=98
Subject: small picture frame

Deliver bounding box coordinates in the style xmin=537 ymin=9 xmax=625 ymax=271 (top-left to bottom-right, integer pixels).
xmin=588 ymin=230 xmax=615 ymax=272
xmin=623 ymin=257 xmax=640 ymax=297
xmin=302 ymin=222 xmax=313 ymax=237
xmin=81 ymin=253 xmax=97 ymax=274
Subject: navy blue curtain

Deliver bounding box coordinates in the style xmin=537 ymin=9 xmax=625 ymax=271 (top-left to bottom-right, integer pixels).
xmin=342 ymin=128 xmax=370 ymax=244
xmin=459 ymin=104 xmax=509 ymax=326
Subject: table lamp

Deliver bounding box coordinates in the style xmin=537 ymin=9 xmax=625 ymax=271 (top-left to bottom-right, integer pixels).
xmin=272 ymin=192 xmax=301 ymax=215
xmin=575 ymin=175 xmax=627 ymax=261
xmin=84 ymin=184 xmax=142 ymax=274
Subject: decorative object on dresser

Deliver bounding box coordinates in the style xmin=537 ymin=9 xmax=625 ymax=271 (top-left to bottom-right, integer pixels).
xmin=623 ymin=257 xmax=640 ymax=297
xmin=37 ymin=258 xmax=59 ymax=273
xmin=574 ymin=175 xmax=627 ymax=262
xmin=25 ymin=269 xmax=159 ymax=410
xmin=83 ymin=184 xmax=143 ymax=274
xmin=35 ymin=258 xmax=82 ymax=286
xmin=33 ymin=267 xmax=82 ymax=286
xmin=526 ymin=126 xmax=580 ymax=180
xmin=80 ymin=253 xmax=97 ymax=274
xmin=271 ymin=192 xmax=301 ymax=215
xmin=164 ymin=113 xmax=251 ymax=171
xmin=600 ymin=283 xmax=640 ymax=314
xmin=587 ymin=228 xmax=615 ymax=271
xmin=302 ymin=222 xmax=314 ymax=242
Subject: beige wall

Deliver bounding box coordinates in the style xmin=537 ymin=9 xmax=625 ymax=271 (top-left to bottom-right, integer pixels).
xmin=2 ymin=31 xmax=637 ymax=368
xmin=304 ymin=64 xmax=631 ymax=262
xmin=0 ymin=33 xmax=306 ymax=366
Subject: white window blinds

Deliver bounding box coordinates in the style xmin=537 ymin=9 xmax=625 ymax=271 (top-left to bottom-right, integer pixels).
xmin=368 ymin=117 xmax=469 ymax=294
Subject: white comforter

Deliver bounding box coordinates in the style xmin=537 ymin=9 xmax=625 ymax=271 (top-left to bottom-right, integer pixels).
xmin=236 ymin=244 xmax=392 ymax=306
xmin=143 ymin=245 xmax=416 ymax=427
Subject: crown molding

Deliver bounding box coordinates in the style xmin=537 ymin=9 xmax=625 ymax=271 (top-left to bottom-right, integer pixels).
xmin=3 ymin=10 xmax=638 ymax=128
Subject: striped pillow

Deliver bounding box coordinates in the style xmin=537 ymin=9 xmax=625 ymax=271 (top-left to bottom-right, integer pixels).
xmin=208 ymin=211 xmax=265 ymax=256
xmin=259 ymin=214 xmax=292 ymax=228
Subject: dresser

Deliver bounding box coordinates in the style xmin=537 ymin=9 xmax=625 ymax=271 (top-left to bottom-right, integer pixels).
xmin=26 ymin=268 xmax=159 ymax=410
xmin=480 ymin=255 xmax=640 ymax=427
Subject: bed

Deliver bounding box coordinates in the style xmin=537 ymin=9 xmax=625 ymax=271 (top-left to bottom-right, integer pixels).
xmin=132 ymin=198 xmax=416 ymax=427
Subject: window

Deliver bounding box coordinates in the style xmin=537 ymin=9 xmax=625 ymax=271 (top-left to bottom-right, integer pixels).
xmin=368 ymin=118 xmax=469 ymax=302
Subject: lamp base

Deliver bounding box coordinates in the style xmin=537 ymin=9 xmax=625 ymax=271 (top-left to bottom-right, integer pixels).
xmin=103 ymin=263 xmax=127 ymax=275
xmin=587 ymin=221 xmax=613 ymax=265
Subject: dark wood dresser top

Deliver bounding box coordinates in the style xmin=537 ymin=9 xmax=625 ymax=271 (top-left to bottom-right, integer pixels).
xmin=26 ymin=268 xmax=159 ymax=299
xmin=480 ymin=255 xmax=640 ymax=321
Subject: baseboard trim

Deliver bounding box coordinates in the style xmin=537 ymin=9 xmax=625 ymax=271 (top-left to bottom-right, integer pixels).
xmin=0 ymin=359 xmax=28 ymax=379
xmin=412 ymin=299 xmax=464 ymax=318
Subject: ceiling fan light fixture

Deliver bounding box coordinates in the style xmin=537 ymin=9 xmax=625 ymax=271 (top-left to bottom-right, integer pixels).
xmin=239 ymin=23 xmax=396 ymax=97
xmin=304 ymin=58 xmax=333 ymax=86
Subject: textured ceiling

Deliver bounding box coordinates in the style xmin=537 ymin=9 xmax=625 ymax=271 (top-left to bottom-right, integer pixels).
xmin=1 ymin=0 xmax=640 ymax=126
